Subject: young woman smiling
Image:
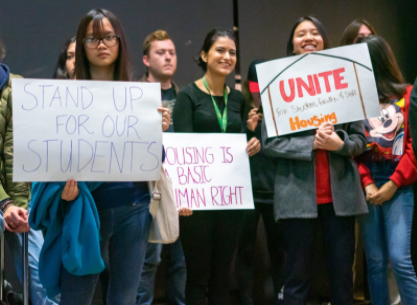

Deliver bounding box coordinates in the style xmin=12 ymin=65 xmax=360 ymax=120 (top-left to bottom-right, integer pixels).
xmin=356 ymin=35 xmax=417 ymax=305
xmin=173 ymin=28 xmax=260 ymax=305
xmin=30 ymin=8 xmax=170 ymax=305
xmin=262 ymin=16 xmax=368 ymax=305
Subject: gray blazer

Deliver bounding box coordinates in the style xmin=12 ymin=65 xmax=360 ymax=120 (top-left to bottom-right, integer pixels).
xmin=262 ymin=121 xmax=368 ymax=220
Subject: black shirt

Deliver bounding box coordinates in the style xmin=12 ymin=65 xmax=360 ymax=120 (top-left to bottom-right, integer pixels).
xmin=173 ymin=83 xmax=246 ymax=133
xmin=161 ymin=87 xmax=176 ymax=132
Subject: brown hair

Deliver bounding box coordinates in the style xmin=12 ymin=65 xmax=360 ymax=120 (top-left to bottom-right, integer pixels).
xmin=143 ymin=30 xmax=171 ymax=56
xmin=287 ymin=16 xmax=330 ymax=56
xmin=356 ymin=35 xmax=407 ymax=103
xmin=340 ymin=19 xmax=377 ymax=46
xmin=75 ymin=8 xmax=130 ymax=81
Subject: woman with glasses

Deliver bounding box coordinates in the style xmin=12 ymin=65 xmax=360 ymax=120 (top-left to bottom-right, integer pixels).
xmin=30 ymin=8 xmax=170 ymax=305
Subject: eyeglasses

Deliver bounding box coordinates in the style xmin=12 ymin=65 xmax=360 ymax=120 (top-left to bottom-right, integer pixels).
xmin=82 ymin=35 xmax=119 ymax=49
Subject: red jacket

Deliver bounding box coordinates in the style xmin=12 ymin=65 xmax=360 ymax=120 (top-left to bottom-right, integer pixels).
xmin=357 ymin=86 xmax=417 ymax=188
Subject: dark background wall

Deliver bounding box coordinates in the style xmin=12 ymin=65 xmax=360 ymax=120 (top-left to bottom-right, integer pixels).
xmin=1 ymin=1 xmax=417 ymax=304
xmin=1 ymin=1 xmax=416 ymax=85
xmin=238 ymin=0 xmax=417 ymax=84
xmin=0 ymin=0 xmax=233 ymax=86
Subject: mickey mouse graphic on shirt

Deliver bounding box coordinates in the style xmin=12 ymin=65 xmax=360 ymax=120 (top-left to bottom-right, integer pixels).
xmin=364 ymin=99 xmax=405 ymax=159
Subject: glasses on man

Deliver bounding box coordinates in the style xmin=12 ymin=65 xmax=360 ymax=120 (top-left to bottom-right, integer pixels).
xmin=83 ymin=35 xmax=119 ymax=49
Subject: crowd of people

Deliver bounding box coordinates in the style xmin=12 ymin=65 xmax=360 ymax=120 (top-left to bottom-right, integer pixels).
xmin=0 ymin=7 xmax=417 ymax=305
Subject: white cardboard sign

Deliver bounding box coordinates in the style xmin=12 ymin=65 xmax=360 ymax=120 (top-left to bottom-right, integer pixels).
xmin=163 ymin=133 xmax=254 ymax=210
xmin=12 ymin=79 xmax=163 ymax=182
xmin=256 ymin=44 xmax=380 ymax=137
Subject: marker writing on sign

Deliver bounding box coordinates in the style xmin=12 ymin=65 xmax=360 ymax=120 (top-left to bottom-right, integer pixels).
xmin=175 ymin=186 xmax=244 ymax=207
xmin=280 ymin=68 xmax=348 ymax=102
xmin=22 ymin=84 xmax=144 ymax=111
xmin=164 ymin=147 xmax=214 ymax=165
xmin=289 ymin=112 xmax=338 ymax=131
xmin=176 ymin=166 xmax=212 ymax=185
xmin=22 ymin=139 xmax=159 ymax=174
xmin=23 ymin=84 xmax=94 ymax=110
xmin=175 ymin=188 xmax=206 ymax=208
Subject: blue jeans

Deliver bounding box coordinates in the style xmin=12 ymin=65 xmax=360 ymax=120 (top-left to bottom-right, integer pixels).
xmin=5 ymin=202 xmax=59 ymax=305
xmin=136 ymin=239 xmax=186 ymax=305
xmin=358 ymin=162 xmax=417 ymax=305
xmin=59 ymin=269 xmax=98 ymax=305
xmin=60 ymin=203 xmax=152 ymax=305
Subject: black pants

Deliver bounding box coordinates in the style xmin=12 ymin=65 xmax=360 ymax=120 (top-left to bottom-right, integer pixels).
xmin=235 ymin=203 xmax=285 ymax=305
xmin=180 ymin=210 xmax=242 ymax=305
xmin=281 ymin=203 xmax=355 ymax=305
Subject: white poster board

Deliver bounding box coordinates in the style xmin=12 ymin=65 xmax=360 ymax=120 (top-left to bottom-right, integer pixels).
xmin=163 ymin=133 xmax=254 ymax=210
xmin=12 ymin=79 xmax=162 ymax=182
xmin=256 ymin=43 xmax=380 ymax=137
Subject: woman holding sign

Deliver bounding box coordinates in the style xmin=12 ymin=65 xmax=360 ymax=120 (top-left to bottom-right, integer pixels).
xmin=355 ymin=35 xmax=417 ymax=305
xmin=173 ymin=28 xmax=260 ymax=305
xmin=262 ymin=16 xmax=368 ymax=305
xmin=30 ymin=8 xmax=171 ymax=305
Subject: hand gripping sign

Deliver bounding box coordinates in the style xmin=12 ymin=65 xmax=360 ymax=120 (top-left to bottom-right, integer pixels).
xmin=256 ymin=43 xmax=381 ymax=137
xmin=12 ymin=79 xmax=162 ymax=182
xmin=162 ymin=133 xmax=254 ymax=211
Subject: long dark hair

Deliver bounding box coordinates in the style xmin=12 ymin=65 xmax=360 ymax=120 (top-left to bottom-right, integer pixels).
xmin=340 ymin=19 xmax=377 ymax=46
xmin=53 ymin=37 xmax=76 ymax=79
xmin=286 ymin=16 xmax=330 ymax=56
xmin=197 ymin=28 xmax=236 ymax=72
xmin=357 ymin=35 xmax=407 ymax=103
xmin=75 ymin=8 xmax=130 ymax=81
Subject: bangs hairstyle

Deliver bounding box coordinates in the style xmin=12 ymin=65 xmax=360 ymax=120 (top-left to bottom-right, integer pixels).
xmin=340 ymin=19 xmax=377 ymax=46
xmin=197 ymin=28 xmax=236 ymax=72
xmin=356 ymin=35 xmax=407 ymax=103
xmin=53 ymin=36 xmax=76 ymax=79
xmin=143 ymin=30 xmax=171 ymax=56
xmin=286 ymin=16 xmax=330 ymax=56
xmin=75 ymin=8 xmax=130 ymax=81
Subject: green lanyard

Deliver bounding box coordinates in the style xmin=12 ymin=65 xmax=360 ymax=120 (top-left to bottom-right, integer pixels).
xmin=202 ymin=76 xmax=228 ymax=133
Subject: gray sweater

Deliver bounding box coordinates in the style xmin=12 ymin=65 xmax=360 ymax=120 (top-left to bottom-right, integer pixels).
xmin=262 ymin=121 xmax=368 ymax=220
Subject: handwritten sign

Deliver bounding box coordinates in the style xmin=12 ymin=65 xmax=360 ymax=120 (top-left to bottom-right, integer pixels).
xmin=163 ymin=133 xmax=254 ymax=210
xmin=12 ymin=79 xmax=162 ymax=182
xmin=256 ymin=43 xmax=380 ymax=137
